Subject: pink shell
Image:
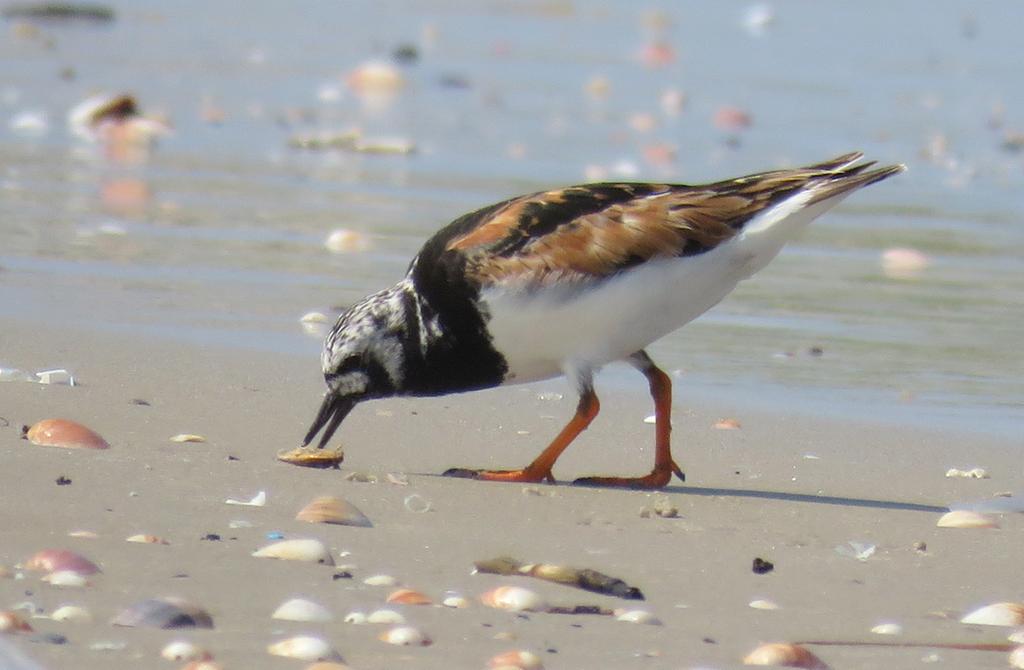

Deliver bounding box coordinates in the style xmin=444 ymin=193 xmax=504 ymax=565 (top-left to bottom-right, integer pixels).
xmin=23 ymin=549 xmax=101 ymax=575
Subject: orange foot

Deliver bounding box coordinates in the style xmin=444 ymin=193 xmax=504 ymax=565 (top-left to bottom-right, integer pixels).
xmin=573 ymin=462 xmax=685 ymax=490
xmin=443 ymin=467 xmax=555 ymax=484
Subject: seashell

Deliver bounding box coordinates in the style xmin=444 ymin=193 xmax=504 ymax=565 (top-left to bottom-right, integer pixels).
xmin=881 ymin=247 xmax=930 ymax=279
xmin=41 ymin=570 xmax=89 ymax=587
xmin=363 ymin=574 xmax=398 ymax=587
xmin=24 ymin=419 xmax=109 ymax=449
xmin=378 ymin=625 xmax=431 ymax=646
xmin=743 ymin=642 xmax=830 ymax=668
xmin=67 ymin=530 xmax=99 ymax=539
xmin=161 ymin=640 xmax=211 ymax=662
xmin=110 ymin=597 xmax=213 ymax=629
xmin=615 ymin=609 xmax=662 ymax=625
xmin=346 ymin=61 xmax=405 ymax=96
xmin=1011 ymin=646 xmax=1024 ymax=670
xmin=749 ymin=599 xmax=780 ymax=611
xmin=169 ymin=434 xmax=206 ymax=443
xmin=937 ymin=510 xmax=999 ymax=529
xmin=272 ymin=598 xmax=333 ymax=623
xmin=960 ymin=602 xmax=1024 ymax=627
xmin=0 ymin=611 xmax=33 ymax=633
xmin=870 ymin=622 xmax=903 ymax=635
xmin=442 ymin=595 xmax=470 ymax=609
xmin=267 ymin=635 xmax=341 ymax=661
xmin=23 ymin=549 xmax=101 ymax=575
xmin=1010 ymin=629 xmax=1024 ymax=643
xmin=366 ymin=609 xmax=405 ymax=625
xmin=50 ymin=604 xmax=93 ymax=623
xmin=488 ymin=650 xmax=545 ymax=669
xmin=713 ymin=105 xmax=753 ymax=132
xmin=252 ymin=539 xmax=334 ymax=565
xmin=386 ymin=588 xmax=431 ymax=606
xmin=296 ymin=496 xmax=372 ymax=527
xmin=225 ymin=490 xmax=266 ymax=506
xmin=325 ymin=229 xmax=371 ymax=254
xmin=713 ymin=418 xmax=742 ymax=430
xmin=403 ymin=494 xmax=432 ymax=513
xmin=35 ymin=368 xmax=75 ymax=385
xmin=480 ymin=586 xmax=548 ymax=613
xmin=181 ymin=662 xmax=223 ymax=670
xmin=343 ymin=611 xmax=368 ymax=624
xmin=277 ymin=446 xmax=344 ymax=469
xmin=945 ymin=467 xmax=989 ymax=479
xmin=126 ymin=534 xmax=169 ymax=544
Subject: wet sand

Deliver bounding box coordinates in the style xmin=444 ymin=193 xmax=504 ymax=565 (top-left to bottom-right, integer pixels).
xmin=1 ymin=319 xmax=1021 ymax=670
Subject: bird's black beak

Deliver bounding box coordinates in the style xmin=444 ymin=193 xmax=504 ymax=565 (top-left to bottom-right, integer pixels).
xmin=302 ymin=393 xmax=357 ymax=449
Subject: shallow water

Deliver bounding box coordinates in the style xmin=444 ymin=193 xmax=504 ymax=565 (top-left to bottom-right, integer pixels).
xmin=1 ymin=2 xmax=1022 ymax=438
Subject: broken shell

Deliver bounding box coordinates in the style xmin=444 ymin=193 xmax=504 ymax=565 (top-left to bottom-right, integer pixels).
xmin=252 ymin=539 xmax=334 ymax=565
xmin=480 ymin=586 xmax=547 ymax=613
xmin=363 ymin=574 xmax=398 ymax=586
xmin=296 ymin=496 xmax=372 ymax=527
xmin=343 ymin=611 xmax=368 ymax=624
xmin=442 ymin=595 xmax=470 ymax=609
xmin=488 ymin=650 xmax=544 ymax=669
xmin=386 ymin=588 xmax=432 ymax=606
xmin=960 ymin=602 xmax=1024 ymax=627
xmin=110 ymin=597 xmax=213 ymax=629
xmin=161 ymin=640 xmax=211 ymax=662
xmin=51 ymin=604 xmax=93 ymax=623
xmin=615 ymin=609 xmax=662 ymax=625
xmin=277 ymin=446 xmax=344 ymax=469
xmin=0 ymin=611 xmax=32 ymax=633
xmin=366 ymin=609 xmax=405 ymax=624
xmin=870 ymin=622 xmax=903 ymax=635
xmin=378 ymin=625 xmax=431 ymax=646
xmin=170 ymin=434 xmax=206 ymax=443
xmin=743 ymin=642 xmax=829 ymax=669
xmin=24 ymin=549 xmax=101 ymax=575
xmin=937 ymin=510 xmax=999 ymax=529
xmin=225 ymin=490 xmax=266 ymax=506
xmin=713 ymin=418 xmax=742 ymax=430
xmin=42 ymin=570 xmax=89 ymax=587
xmin=126 ymin=534 xmax=169 ymax=544
xmin=748 ymin=599 xmax=780 ymax=611
xmin=272 ymin=598 xmax=333 ymax=623
xmin=267 ymin=635 xmax=341 ymax=661
xmin=24 ymin=419 xmax=109 ymax=449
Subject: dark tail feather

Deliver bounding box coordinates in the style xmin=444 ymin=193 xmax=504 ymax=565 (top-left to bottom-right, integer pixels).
xmin=302 ymin=393 xmax=355 ymax=449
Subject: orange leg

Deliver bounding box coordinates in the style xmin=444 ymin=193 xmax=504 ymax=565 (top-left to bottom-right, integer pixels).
xmin=573 ymin=351 xmax=685 ymax=489
xmin=444 ymin=388 xmax=600 ymax=484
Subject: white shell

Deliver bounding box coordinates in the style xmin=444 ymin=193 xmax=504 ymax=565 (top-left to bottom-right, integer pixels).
xmin=252 ymin=539 xmax=334 ymax=565
xmin=442 ymin=595 xmax=470 ymax=609
xmin=870 ymin=622 xmax=902 ymax=635
xmin=378 ymin=625 xmax=431 ymax=646
xmin=748 ymin=599 xmax=780 ymax=611
xmin=169 ymin=434 xmax=206 ymax=443
xmin=1010 ymin=645 xmax=1024 ymax=669
xmin=937 ymin=510 xmax=999 ymax=529
xmin=42 ymin=570 xmax=89 ymax=587
xmin=266 ymin=635 xmax=340 ymax=661
xmin=343 ymin=611 xmax=368 ymax=624
xmin=226 ymin=490 xmax=267 ymax=507
xmin=367 ymin=609 xmax=406 ymax=624
xmin=742 ymin=642 xmax=829 ymax=668
xmin=363 ymin=574 xmax=398 ymax=586
xmin=1009 ymin=629 xmax=1024 ymax=643
xmin=480 ymin=586 xmax=547 ymax=613
xmin=960 ymin=602 xmax=1024 ymax=627
xmin=50 ymin=605 xmax=92 ymax=623
xmin=945 ymin=467 xmax=989 ymax=479
xmin=488 ymin=650 xmax=545 ymax=669
xmin=161 ymin=640 xmax=209 ymax=661
xmin=615 ymin=609 xmax=662 ymax=625
xmin=272 ymin=598 xmax=333 ymax=623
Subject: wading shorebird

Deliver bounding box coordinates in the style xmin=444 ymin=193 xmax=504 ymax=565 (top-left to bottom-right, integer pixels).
xmin=299 ymin=153 xmax=903 ymax=489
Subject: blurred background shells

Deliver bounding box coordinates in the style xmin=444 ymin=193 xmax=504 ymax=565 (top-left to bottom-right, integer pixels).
xmin=936 ymin=510 xmax=999 ymax=529
xmin=295 ymin=496 xmax=372 ymax=527
xmin=161 ymin=640 xmax=211 ymax=662
xmin=110 ymin=597 xmax=213 ymax=629
xmin=0 ymin=611 xmax=32 ymax=633
xmin=488 ymin=649 xmax=545 ymax=669
xmin=23 ymin=419 xmax=110 ymax=450
xmin=479 ymin=586 xmax=547 ymax=613
xmin=252 ymin=539 xmax=334 ymax=565
xmin=378 ymin=625 xmax=431 ymax=646
xmin=266 ymin=635 xmax=341 ymax=661
xmin=960 ymin=602 xmax=1024 ymax=627
xmin=50 ymin=605 xmax=93 ymax=623
xmin=272 ymin=598 xmax=333 ymax=623
xmin=23 ymin=549 xmax=100 ymax=575
xmin=386 ymin=588 xmax=431 ymax=606
xmin=742 ymin=642 xmax=830 ymax=668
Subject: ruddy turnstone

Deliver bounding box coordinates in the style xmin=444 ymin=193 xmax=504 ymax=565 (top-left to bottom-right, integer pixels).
xmin=301 ymin=152 xmax=903 ymax=489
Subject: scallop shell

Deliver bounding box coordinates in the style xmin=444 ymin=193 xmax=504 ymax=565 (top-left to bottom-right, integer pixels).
xmin=366 ymin=609 xmax=405 ymax=624
xmin=272 ymin=598 xmax=333 ymax=623
xmin=277 ymin=446 xmax=344 ymax=469
xmin=42 ymin=570 xmax=89 ymax=587
xmin=252 ymin=539 xmax=334 ymax=565
xmin=960 ymin=602 xmax=1024 ymax=627
xmin=870 ymin=622 xmax=903 ymax=635
xmin=24 ymin=549 xmax=101 ymax=575
xmin=110 ymin=597 xmax=213 ymax=629
xmin=343 ymin=611 xmax=368 ymax=624
xmin=386 ymin=588 xmax=432 ymax=606
xmin=24 ymin=418 xmax=109 ymax=449
xmin=748 ymin=599 xmax=780 ymax=611
xmin=0 ymin=611 xmax=33 ymax=633
xmin=161 ymin=640 xmax=211 ymax=662
xmin=480 ymin=586 xmax=547 ymax=613
xmin=488 ymin=650 xmax=544 ymax=669
xmin=363 ymin=574 xmax=398 ymax=586
xmin=615 ymin=609 xmax=662 ymax=625
xmin=442 ymin=595 xmax=470 ymax=609
xmin=267 ymin=635 xmax=341 ymax=662
xmin=742 ymin=642 xmax=830 ymax=669
xmin=295 ymin=496 xmax=372 ymax=527
xmin=937 ymin=510 xmax=999 ymax=529
xmin=51 ymin=605 xmax=93 ymax=623
xmin=378 ymin=625 xmax=431 ymax=646
xmin=126 ymin=534 xmax=169 ymax=544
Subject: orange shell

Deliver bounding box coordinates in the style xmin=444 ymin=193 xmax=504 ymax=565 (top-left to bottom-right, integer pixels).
xmin=386 ymin=588 xmax=432 ymax=606
xmin=743 ymin=642 xmax=829 ymax=669
xmin=488 ymin=650 xmax=544 ymax=669
xmin=0 ymin=611 xmax=33 ymax=633
xmin=23 ymin=549 xmax=101 ymax=575
xmin=25 ymin=419 xmax=109 ymax=449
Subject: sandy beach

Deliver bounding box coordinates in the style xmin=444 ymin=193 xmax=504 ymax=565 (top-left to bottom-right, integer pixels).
xmin=2 ymin=318 xmax=1021 ymax=670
